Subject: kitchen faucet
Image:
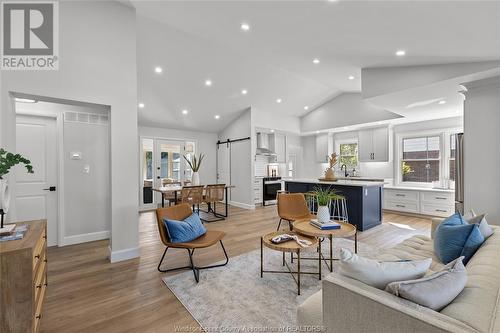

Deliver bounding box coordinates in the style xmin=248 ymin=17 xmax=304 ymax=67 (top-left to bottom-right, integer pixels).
xmin=341 ymin=164 xmax=349 ymax=177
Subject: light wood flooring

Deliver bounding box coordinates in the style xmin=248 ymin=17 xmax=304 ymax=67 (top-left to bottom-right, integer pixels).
xmin=41 ymin=204 xmax=431 ymax=333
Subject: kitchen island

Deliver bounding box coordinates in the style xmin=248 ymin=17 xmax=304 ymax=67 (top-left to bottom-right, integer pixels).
xmin=284 ymin=179 xmax=384 ymax=231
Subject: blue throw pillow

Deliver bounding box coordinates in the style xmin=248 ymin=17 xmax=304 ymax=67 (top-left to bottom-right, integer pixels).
xmin=434 ymin=213 xmax=484 ymax=264
xmin=163 ymin=213 xmax=206 ymax=243
xmin=460 ymin=224 xmax=484 ymax=265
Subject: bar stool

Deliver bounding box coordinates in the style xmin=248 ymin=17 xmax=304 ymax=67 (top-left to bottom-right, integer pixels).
xmin=304 ymin=192 xmax=317 ymax=215
xmin=331 ymin=195 xmax=348 ymax=222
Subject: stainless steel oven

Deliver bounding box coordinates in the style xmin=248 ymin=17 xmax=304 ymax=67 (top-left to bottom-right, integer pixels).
xmin=263 ymin=177 xmax=284 ymax=206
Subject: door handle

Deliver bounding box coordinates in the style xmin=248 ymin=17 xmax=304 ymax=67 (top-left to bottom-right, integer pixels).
xmin=43 ymin=186 xmax=56 ymax=192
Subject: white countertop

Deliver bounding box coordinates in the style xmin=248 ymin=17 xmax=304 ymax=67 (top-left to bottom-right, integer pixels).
xmin=285 ymin=178 xmax=385 ymax=187
xmin=384 ymin=185 xmax=455 ymax=193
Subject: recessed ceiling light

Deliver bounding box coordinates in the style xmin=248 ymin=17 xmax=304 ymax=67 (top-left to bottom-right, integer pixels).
xmin=15 ymin=97 xmax=37 ymax=103
xmin=154 ymin=66 xmax=162 ymax=73
xmin=348 ymin=75 xmax=355 ymax=80
xmin=214 ymin=115 xmax=220 ymax=119
xmin=182 ymin=109 xmax=188 ymax=115
xmin=313 ymin=58 xmax=320 ymax=64
xmin=241 ymin=89 xmax=248 ymax=95
xmin=396 ymin=50 xmax=406 ymax=56
xmin=304 ymin=106 xmax=309 ymax=110
xmin=276 ymin=98 xmax=282 ymax=103
xmin=138 ymin=103 xmax=145 ymax=108
xmin=438 ymin=100 xmax=446 ymax=105
xmin=241 ymin=23 xmax=250 ymax=31
xmin=270 ymin=129 xmax=275 ymax=133
xmin=205 ymin=79 xmax=212 ymax=86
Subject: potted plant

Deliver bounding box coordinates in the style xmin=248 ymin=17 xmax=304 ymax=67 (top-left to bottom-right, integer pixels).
xmin=312 ymin=186 xmax=341 ymax=223
xmin=183 ymin=153 xmax=204 ymax=186
xmin=324 ymin=153 xmax=338 ymax=180
xmin=0 ymin=148 xmax=34 ymax=228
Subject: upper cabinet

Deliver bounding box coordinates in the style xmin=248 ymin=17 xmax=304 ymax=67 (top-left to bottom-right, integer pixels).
xmin=358 ymin=126 xmax=389 ymax=162
xmin=315 ymin=133 xmax=329 ymax=163
xmin=269 ymin=133 xmax=287 ymax=163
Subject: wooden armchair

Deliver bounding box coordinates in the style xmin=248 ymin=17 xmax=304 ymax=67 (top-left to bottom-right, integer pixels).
xmin=155 ymin=203 xmax=229 ymax=283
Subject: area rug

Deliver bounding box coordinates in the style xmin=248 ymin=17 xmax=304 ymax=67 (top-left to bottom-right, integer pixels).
xmin=162 ymin=238 xmax=375 ymax=331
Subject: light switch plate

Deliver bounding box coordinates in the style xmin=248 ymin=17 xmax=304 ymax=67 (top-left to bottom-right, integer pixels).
xmin=70 ymin=152 xmax=82 ymax=160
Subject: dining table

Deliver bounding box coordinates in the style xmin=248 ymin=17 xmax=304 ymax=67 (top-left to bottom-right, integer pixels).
xmin=152 ymin=184 xmax=235 ymax=218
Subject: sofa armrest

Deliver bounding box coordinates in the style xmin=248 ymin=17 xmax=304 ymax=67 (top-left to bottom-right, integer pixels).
xmin=322 ymin=274 xmax=478 ymax=333
xmin=431 ymin=218 xmax=444 ymax=239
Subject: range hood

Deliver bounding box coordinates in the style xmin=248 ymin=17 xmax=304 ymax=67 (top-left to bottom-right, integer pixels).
xmin=256 ymin=132 xmax=276 ymax=156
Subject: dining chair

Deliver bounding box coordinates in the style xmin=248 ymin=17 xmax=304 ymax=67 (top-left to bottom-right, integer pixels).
xmin=203 ymin=184 xmax=226 ymax=220
xmin=156 ymin=203 xmax=228 ymax=282
xmin=179 ymin=185 xmax=204 ymax=213
xmin=161 ymin=179 xmax=182 ymax=206
xmin=276 ymin=192 xmax=314 ymax=231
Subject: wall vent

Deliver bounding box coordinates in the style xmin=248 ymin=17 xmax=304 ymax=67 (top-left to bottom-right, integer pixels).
xmin=64 ymin=111 xmax=109 ymax=125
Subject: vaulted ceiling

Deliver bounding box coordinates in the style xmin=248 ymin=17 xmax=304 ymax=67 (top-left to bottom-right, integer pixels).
xmin=133 ymin=0 xmax=500 ymax=132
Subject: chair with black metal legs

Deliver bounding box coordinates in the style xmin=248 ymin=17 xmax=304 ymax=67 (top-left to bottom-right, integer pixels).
xmin=276 ymin=192 xmax=314 ymax=231
xmin=155 ymin=203 xmax=229 ymax=283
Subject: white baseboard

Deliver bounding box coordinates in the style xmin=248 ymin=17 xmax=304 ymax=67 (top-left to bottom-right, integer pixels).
xmin=229 ymin=201 xmax=256 ymax=210
xmin=63 ymin=230 xmax=110 ymax=246
xmin=109 ymin=246 xmax=140 ymax=263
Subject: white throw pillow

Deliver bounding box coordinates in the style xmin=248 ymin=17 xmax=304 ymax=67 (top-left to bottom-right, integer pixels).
xmin=385 ymin=256 xmax=467 ymax=311
xmin=466 ymin=210 xmax=494 ymax=239
xmin=338 ymin=248 xmax=432 ymax=289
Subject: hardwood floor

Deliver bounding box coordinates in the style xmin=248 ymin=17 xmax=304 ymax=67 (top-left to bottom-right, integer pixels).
xmin=41 ymin=204 xmax=431 ymax=332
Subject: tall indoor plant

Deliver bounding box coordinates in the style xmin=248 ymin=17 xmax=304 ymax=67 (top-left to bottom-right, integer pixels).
xmin=0 ymin=149 xmax=34 ymax=227
xmin=313 ymin=186 xmax=341 ymax=223
xmin=184 ymin=153 xmax=204 ymax=186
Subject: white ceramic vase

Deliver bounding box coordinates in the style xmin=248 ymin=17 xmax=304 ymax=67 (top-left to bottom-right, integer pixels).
xmin=0 ymin=179 xmax=11 ymax=213
xmin=191 ymin=172 xmax=200 ymax=186
xmin=317 ymin=205 xmax=330 ymax=223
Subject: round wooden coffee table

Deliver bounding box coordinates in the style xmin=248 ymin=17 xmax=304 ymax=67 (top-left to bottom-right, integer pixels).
xmin=292 ymin=219 xmax=357 ymax=275
xmin=260 ymin=231 xmax=318 ymax=295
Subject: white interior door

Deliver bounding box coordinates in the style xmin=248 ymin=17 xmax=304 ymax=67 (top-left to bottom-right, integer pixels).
xmin=15 ymin=115 xmax=58 ymax=246
xmin=217 ymin=143 xmax=231 ymax=201
xmin=154 ymin=139 xmax=185 ymax=204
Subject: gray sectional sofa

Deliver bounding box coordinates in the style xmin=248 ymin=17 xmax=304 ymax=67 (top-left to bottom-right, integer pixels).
xmin=298 ymin=219 xmax=500 ymax=333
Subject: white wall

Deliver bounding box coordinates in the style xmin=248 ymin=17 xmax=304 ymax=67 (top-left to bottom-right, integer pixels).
xmin=218 ymin=109 xmax=253 ymax=208
xmin=252 ymin=108 xmax=301 ymax=134
xmin=1 ymin=1 xmax=139 ymax=262
xmin=463 ymin=76 xmax=500 ymax=224
xmin=300 ymin=93 xmax=402 ymax=133
xmin=138 ymin=126 xmax=218 ymax=184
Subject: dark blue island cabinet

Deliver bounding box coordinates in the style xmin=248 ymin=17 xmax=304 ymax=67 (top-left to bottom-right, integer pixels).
xmin=284 ymin=180 xmax=383 ymax=231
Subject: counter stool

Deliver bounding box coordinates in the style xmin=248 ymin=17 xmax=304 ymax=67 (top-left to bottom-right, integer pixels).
xmin=331 ymin=196 xmax=348 ymax=222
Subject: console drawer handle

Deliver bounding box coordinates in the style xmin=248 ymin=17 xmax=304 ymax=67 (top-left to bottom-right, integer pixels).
xmin=396 ymin=204 xmax=406 ymax=208
xmin=435 ymin=197 xmax=447 ymax=200
xmin=34 ymin=254 xmax=40 ymax=259
xmin=36 ymin=284 xmax=42 ymax=289
xmin=436 ymin=209 xmax=447 ymax=212
xmin=395 ymin=194 xmax=406 ymax=197
xmin=36 ymin=314 xmax=41 ymax=320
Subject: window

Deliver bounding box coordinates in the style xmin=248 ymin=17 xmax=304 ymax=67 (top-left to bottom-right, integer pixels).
xmin=449 ymin=134 xmax=456 ymax=181
xmin=339 ymin=142 xmax=358 ymax=167
xmin=401 ymin=136 xmax=440 ymax=183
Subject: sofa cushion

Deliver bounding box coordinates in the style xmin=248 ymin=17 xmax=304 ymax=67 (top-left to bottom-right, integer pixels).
xmin=467 ymin=213 xmax=494 ymax=239
xmin=385 ymin=256 xmax=468 ymax=311
xmin=339 ymin=248 xmax=432 ymax=289
xmin=297 ymin=290 xmax=322 ymax=327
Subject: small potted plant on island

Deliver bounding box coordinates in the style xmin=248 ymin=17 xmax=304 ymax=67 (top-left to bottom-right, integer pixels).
xmin=0 ymin=148 xmax=34 ymax=232
xmin=323 ymin=153 xmax=338 ymax=181
xmin=184 ymin=153 xmax=204 ymax=186
xmin=312 ymin=186 xmax=341 ymax=224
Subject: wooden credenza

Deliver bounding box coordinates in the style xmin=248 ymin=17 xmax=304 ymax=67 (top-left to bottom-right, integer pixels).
xmin=0 ymin=220 xmax=48 ymax=333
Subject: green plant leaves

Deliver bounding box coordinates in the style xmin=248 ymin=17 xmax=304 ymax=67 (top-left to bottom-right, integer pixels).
xmin=0 ymin=148 xmax=34 ymax=179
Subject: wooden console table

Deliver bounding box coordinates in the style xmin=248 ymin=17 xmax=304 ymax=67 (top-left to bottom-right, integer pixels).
xmin=0 ymin=220 xmax=48 ymax=333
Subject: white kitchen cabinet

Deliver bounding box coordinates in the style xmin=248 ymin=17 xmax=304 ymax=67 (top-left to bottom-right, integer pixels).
xmin=358 ymin=126 xmax=389 ymax=162
xmin=315 ymin=133 xmax=329 ymax=163
xmin=270 ymin=133 xmax=287 ymax=163
xmin=383 ymin=188 xmax=454 ymax=217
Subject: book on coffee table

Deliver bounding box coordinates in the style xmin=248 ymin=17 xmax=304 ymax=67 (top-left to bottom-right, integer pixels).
xmin=310 ymin=219 xmax=341 ymax=230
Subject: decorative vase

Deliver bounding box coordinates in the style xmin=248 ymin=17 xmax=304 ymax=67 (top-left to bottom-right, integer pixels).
xmin=191 ymin=172 xmax=200 ymax=186
xmin=0 ymin=179 xmax=10 ymax=213
xmin=317 ymin=205 xmax=331 ymax=224
xmin=324 ymin=168 xmax=336 ymax=181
